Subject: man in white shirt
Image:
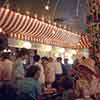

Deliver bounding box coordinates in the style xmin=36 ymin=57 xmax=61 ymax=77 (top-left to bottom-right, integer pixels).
xmin=56 ymin=57 xmax=63 ymax=80
xmin=55 ymin=61 xmax=63 ymax=75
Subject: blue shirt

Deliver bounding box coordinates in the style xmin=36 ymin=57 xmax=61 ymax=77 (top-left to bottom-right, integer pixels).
xmin=63 ymin=64 xmax=72 ymax=72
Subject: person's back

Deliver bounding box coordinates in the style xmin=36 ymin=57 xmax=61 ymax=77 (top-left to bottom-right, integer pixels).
xmin=2 ymin=59 xmax=14 ymax=80
xmin=47 ymin=61 xmax=56 ymax=83
xmin=0 ymin=52 xmax=14 ymax=80
xmin=63 ymin=59 xmax=72 ymax=73
xmin=64 ymin=63 xmax=72 ymax=72
xmin=35 ymin=62 xmax=45 ymax=84
xmin=41 ymin=57 xmax=49 ymax=84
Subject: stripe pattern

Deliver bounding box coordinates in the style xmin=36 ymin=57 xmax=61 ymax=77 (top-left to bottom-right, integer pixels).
xmin=76 ymin=35 xmax=91 ymax=48
xmin=0 ymin=7 xmax=90 ymax=48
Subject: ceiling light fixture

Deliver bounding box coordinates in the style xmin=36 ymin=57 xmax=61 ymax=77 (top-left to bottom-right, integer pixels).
xmin=45 ymin=5 xmax=49 ymax=11
xmin=41 ymin=0 xmax=51 ymax=11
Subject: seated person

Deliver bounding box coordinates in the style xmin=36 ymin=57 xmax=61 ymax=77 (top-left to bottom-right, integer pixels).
xmin=16 ymin=65 xmax=42 ymax=100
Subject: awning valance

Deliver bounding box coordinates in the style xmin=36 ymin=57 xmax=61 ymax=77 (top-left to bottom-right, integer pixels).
xmin=0 ymin=7 xmax=91 ymax=48
xmin=76 ymin=35 xmax=91 ymax=48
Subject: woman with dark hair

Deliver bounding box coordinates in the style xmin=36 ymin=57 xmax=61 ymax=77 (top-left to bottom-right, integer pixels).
xmin=16 ymin=65 xmax=42 ymax=100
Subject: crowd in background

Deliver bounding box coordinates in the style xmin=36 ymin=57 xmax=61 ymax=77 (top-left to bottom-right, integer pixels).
xmin=0 ymin=48 xmax=99 ymax=100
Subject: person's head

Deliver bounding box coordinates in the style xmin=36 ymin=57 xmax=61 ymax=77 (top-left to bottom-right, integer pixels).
xmin=48 ymin=57 xmax=53 ymax=62
xmin=16 ymin=48 xmax=29 ymax=60
xmin=82 ymin=56 xmax=86 ymax=60
xmin=34 ymin=49 xmax=37 ymax=55
xmin=26 ymin=65 xmax=40 ymax=80
xmin=41 ymin=56 xmax=48 ymax=65
xmin=33 ymin=55 xmax=40 ymax=62
xmin=16 ymin=52 xmax=26 ymax=60
xmin=56 ymin=57 xmax=62 ymax=63
xmin=0 ymin=53 xmax=10 ymax=61
xmin=64 ymin=58 xmax=68 ymax=64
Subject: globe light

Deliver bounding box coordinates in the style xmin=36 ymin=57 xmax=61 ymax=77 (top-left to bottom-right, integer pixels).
xmin=47 ymin=46 xmax=52 ymax=52
xmin=59 ymin=48 xmax=65 ymax=53
xmin=45 ymin=5 xmax=50 ymax=11
xmin=8 ymin=49 xmax=11 ymax=52
xmin=3 ymin=49 xmax=7 ymax=53
xmin=26 ymin=11 xmax=30 ymax=15
xmin=23 ymin=41 xmax=32 ymax=49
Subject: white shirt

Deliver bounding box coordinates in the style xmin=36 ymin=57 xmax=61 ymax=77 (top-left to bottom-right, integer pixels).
xmin=55 ymin=62 xmax=63 ymax=74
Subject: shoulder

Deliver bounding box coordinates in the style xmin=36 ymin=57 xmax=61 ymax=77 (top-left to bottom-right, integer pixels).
xmin=5 ymin=59 xmax=13 ymax=65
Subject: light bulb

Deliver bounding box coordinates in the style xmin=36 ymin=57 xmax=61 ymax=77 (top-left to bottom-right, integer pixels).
xmin=26 ymin=11 xmax=30 ymax=15
xmin=0 ymin=28 xmax=3 ymax=32
xmin=34 ymin=14 xmax=38 ymax=19
xmin=45 ymin=5 xmax=49 ymax=10
xmin=3 ymin=49 xmax=7 ymax=53
xmin=23 ymin=41 xmax=32 ymax=49
xmin=8 ymin=49 xmax=11 ymax=52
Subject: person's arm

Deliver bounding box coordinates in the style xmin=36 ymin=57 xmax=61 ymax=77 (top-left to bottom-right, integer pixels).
xmin=11 ymin=62 xmax=16 ymax=80
xmin=0 ymin=65 xmax=3 ymax=80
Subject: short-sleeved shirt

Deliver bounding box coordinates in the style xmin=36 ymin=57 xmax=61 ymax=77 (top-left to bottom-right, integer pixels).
xmin=16 ymin=78 xmax=42 ymax=99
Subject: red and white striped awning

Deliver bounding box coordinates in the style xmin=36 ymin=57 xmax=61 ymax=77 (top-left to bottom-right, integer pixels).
xmin=0 ymin=7 xmax=91 ymax=48
xmin=76 ymin=35 xmax=91 ymax=48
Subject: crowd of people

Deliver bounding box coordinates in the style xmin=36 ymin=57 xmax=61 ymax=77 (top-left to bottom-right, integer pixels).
xmin=0 ymin=48 xmax=99 ymax=100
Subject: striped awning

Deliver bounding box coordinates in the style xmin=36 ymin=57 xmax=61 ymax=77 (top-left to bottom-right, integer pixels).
xmin=0 ymin=7 xmax=91 ymax=48
xmin=76 ymin=35 xmax=91 ymax=48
